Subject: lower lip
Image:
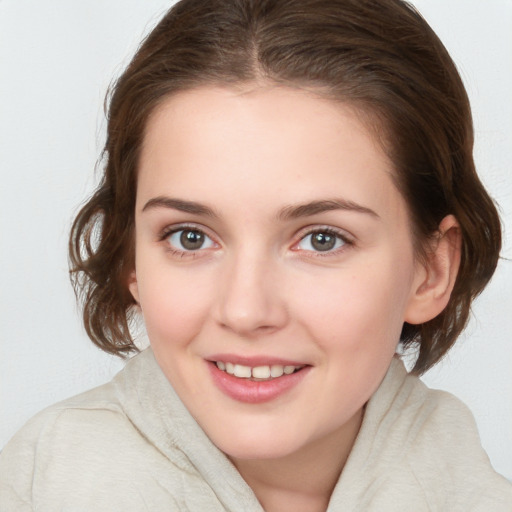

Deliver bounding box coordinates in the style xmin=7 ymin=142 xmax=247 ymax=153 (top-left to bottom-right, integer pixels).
xmin=208 ymin=362 xmax=310 ymax=404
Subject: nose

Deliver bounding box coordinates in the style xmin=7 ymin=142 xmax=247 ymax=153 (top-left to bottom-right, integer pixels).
xmin=215 ymin=252 xmax=288 ymax=337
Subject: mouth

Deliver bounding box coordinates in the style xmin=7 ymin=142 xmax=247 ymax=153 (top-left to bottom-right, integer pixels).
xmin=213 ymin=360 xmax=306 ymax=381
xmin=207 ymin=357 xmax=311 ymax=403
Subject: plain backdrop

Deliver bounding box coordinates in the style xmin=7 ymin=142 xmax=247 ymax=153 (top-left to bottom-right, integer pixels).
xmin=1 ymin=0 xmax=511 ymax=480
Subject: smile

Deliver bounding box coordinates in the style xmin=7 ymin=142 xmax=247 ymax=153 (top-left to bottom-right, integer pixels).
xmin=215 ymin=361 xmax=305 ymax=380
xmin=208 ymin=359 xmax=311 ymax=403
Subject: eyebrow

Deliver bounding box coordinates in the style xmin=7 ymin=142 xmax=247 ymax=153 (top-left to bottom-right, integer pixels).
xmin=141 ymin=196 xmax=379 ymax=220
xmin=142 ymin=196 xmax=218 ymax=217
xmin=277 ymin=198 xmax=379 ymax=221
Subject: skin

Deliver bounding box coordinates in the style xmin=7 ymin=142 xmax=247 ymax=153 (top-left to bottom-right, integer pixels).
xmin=129 ymin=85 xmax=460 ymax=512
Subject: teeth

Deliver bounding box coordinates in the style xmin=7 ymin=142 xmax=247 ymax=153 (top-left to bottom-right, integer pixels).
xmin=270 ymin=365 xmax=284 ymax=378
xmin=233 ymin=364 xmax=252 ymax=378
xmin=215 ymin=361 xmax=303 ymax=379
xmin=253 ymin=366 xmax=271 ymax=379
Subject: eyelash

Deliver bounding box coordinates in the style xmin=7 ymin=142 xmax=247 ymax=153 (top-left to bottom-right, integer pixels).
xmin=158 ymin=224 xmax=218 ymax=259
xmin=158 ymin=224 xmax=353 ymax=259
xmin=292 ymin=226 xmax=353 ymax=258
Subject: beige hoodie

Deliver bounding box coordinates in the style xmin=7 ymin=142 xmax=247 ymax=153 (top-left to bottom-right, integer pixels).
xmin=1 ymin=349 xmax=511 ymax=511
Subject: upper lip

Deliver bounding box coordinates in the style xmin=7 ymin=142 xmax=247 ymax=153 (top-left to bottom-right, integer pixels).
xmin=207 ymin=353 xmax=309 ymax=367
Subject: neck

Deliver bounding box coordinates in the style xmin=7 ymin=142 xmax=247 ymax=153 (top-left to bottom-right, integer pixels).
xmin=230 ymin=408 xmax=363 ymax=512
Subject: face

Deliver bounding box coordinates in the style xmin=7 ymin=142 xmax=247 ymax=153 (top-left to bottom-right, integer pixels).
xmin=130 ymin=86 xmax=426 ymax=461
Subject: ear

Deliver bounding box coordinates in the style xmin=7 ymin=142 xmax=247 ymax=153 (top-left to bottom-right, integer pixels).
xmin=127 ymin=270 xmax=140 ymax=305
xmin=405 ymin=215 xmax=461 ymax=325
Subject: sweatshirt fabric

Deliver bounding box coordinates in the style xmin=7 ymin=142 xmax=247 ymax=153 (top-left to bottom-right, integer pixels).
xmin=1 ymin=348 xmax=511 ymax=511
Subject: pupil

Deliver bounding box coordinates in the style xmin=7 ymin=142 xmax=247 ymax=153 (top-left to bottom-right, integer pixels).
xmin=312 ymin=232 xmax=335 ymax=251
xmin=180 ymin=230 xmax=204 ymax=250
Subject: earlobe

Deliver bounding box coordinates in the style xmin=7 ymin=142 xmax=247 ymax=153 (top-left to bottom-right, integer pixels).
xmin=128 ymin=270 xmax=140 ymax=305
xmin=405 ymin=215 xmax=461 ymax=325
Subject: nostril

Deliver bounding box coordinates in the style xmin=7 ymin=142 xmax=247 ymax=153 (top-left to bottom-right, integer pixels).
xmin=218 ymin=320 xmax=275 ymax=335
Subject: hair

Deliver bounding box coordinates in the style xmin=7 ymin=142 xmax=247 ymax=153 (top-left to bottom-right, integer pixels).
xmin=69 ymin=0 xmax=501 ymax=374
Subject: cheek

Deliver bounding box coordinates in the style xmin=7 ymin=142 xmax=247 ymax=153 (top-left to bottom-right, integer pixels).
xmin=137 ymin=266 xmax=214 ymax=347
xmin=290 ymin=256 xmax=414 ymax=351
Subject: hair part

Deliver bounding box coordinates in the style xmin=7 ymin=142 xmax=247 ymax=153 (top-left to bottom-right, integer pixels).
xmin=69 ymin=0 xmax=501 ymax=373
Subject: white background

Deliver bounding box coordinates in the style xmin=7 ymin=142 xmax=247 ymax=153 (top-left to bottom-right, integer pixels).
xmin=1 ymin=0 xmax=511 ymax=480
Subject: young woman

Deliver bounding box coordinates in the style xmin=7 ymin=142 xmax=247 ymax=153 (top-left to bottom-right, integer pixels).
xmin=1 ymin=1 xmax=511 ymax=510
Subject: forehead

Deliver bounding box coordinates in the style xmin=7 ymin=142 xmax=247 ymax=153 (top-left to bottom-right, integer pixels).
xmin=137 ymin=85 xmax=403 ymax=221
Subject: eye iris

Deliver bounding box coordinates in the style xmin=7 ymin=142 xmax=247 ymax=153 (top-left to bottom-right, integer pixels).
xmin=180 ymin=230 xmax=205 ymax=250
xmin=311 ymin=232 xmax=336 ymax=251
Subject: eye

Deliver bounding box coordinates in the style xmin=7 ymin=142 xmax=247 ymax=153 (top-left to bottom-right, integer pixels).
xmin=166 ymin=228 xmax=215 ymax=251
xmin=296 ymin=229 xmax=347 ymax=252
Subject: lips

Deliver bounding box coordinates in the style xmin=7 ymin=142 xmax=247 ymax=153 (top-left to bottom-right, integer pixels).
xmin=215 ymin=360 xmax=305 ymax=380
xmin=207 ymin=356 xmax=310 ymax=403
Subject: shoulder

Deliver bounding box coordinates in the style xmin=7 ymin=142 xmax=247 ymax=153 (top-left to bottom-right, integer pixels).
xmin=389 ymin=364 xmax=512 ymax=510
xmin=338 ymin=359 xmax=512 ymax=511
xmin=0 ymin=375 xmax=191 ymax=509
xmin=0 ymin=382 xmax=137 ymax=505
xmin=0 ymin=348 xmax=159 ymax=466
xmin=0 ymin=352 xmax=229 ymax=511
xmin=1 ymin=375 xmax=133 ymax=455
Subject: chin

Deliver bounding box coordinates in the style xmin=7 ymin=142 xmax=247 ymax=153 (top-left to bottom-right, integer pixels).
xmin=208 ymin=424 xmax=311 ymax=461
xmin=223 ymin=442 xmax=297 ymax=461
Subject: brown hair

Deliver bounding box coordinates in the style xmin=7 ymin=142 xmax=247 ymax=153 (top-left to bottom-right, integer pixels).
xmin=69 ymin=0 xmax=501 ymax=373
